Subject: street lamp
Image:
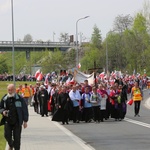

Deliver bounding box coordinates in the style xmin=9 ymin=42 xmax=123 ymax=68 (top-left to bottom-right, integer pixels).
xmin=76 ymin=16 xmax=89 ymax=68
xmin=106 ymin=35 xmax=108 ymax=74
xmin=11 ymin=0 xmax=15 ymax=86
xmin=53 ymin=32 xmax=55 ymax=42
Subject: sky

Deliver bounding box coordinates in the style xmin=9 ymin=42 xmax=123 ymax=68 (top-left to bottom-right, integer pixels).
xmin=0 ymin=0 xmax=148 ymax=42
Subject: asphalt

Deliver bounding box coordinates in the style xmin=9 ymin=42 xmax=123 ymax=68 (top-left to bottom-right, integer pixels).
xmin=5 ymin=107 xmax=95 ymax=150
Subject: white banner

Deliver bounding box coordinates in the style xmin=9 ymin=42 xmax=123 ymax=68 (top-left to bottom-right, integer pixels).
xmin=74 ymin=70 xmax=94 ymax=85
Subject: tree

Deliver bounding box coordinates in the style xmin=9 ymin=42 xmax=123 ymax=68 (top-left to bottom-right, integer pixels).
xmin=103 ymin=31 xmax=127 ymax=71
xmin=91 ymin=25 xmax=102 ymax=49
xmin=23 ymin=34 xmax=33 ymax=42
xmin=80 ymin=44 xmax=103 ymax=71
xmin=64 ymin=48 xmax=76 ymax=68
xmin=113 ymin=14 xmax=133 ymax=33
xmin=122 ymin=13 xmax=149 ymax=73
xmin=0 ymin=57 xmax=8 ymax=74
xmin=41 ymin=49 xmax=66 ymax=73
xmin=59 ymin=33 xmax=70 ymax=42
xmin=142 ymin=0 xmax=150 ymax=33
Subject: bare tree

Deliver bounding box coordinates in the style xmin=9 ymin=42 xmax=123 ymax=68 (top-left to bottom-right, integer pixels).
xmin=113 ymin=14 xmax=133 ymax=33
xmin=23 ymin=34 xmax=33 ymax=42
xmin=59 ymin=33 xmax=69 ymax=42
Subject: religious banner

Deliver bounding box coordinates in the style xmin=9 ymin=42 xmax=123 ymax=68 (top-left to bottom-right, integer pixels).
xmin=74 ymin=70 xmax=94 ymax=85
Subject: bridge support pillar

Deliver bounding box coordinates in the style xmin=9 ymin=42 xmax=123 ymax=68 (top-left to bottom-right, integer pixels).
xmin=26 ymin=50 xmax=30 ymax=60
xmin=26 ymin=50 xmax=32 ymax=74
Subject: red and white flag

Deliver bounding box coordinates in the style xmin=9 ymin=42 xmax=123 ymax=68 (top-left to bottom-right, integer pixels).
xmin=77 ymin=63 xmax=81 ymax=69
xmin=37 ymin=72 xmax=43 ymax=81
xmin=44 ymin=73 xmax=50 ymax=85
xmin=35 ymin=69 xmax=41 ymax=79
xmin=99 ymin=72 xmax=105 ymax=79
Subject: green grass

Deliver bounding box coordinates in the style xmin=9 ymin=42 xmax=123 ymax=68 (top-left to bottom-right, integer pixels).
xmin=0 ymin=81 xmax=36 ymax=150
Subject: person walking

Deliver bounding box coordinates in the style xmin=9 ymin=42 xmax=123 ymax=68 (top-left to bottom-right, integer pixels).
xmin=69 ymin=85 xmax=81 ymax=123
xmin=90 ymin=86 xmax=102 ymax=123
xmin=38 ymin=85 xmax=49 ymax=117
xmin=81 ymin=87 xmax=93 ymax=123
xmin=58 ymin=86 xmax=71 ymax=124
xmin=131 ymin=80 xmax=143 ymax=117
xmin=0 ymin=84 xmax=29 ymax=150
xmin=22 ymin=83 xmax=31 ymax=106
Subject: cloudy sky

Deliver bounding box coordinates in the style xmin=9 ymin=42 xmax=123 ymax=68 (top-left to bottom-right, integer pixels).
xmin=0 ymin=0 xmax=148 ymax=42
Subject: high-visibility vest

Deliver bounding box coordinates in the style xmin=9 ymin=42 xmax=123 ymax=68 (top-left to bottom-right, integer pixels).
xmin=132 ymin=87 xmax=142 ymax=101
xmin=16 ymin=88 xmax=23 ymax=95
xmin=23 ymin=87 xmax=31 ymax=98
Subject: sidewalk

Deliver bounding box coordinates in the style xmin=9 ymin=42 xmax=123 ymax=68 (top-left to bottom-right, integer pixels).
xmin=6 ymin=107 xmax=95 ymax=150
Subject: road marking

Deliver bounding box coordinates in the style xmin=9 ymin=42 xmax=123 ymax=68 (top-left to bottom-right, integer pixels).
xmin=48 ymin=118 xmax=95 ymax=150
xmin=125 ymin=118 xmax=150 ymax=128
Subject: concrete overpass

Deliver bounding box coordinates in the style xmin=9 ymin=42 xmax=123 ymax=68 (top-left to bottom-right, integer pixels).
xmin=0 ymin=41 xmax=73 ymax=51
xmin=0 ymin=41 xmax=74 ymax=59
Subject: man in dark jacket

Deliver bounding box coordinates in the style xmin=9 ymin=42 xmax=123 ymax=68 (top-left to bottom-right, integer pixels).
xmin=58 ymin=86 xmax=72 ymax=125
xmin=38 ymin=85 xmax=49 ymax=117
xmin=0 ymin=84 xmax=29 ymax=150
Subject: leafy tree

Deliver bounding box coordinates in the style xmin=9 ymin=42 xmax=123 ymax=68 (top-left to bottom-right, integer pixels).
xmin=142 ymin=0 xmax=150 ymax=33
xmin=91 ymin=25 xmax=102 ymax=49
xmin=0 ymin=56 xmax=8 ymax=73
xmin=123 ymin=13 xmax=149 ymax=73
xmin=81 ymin=44 xmax=103 ymax=71
xmin=64 ymin=48 xmax=76 ymax=69
xmin=80 ymin=25 xmax=103 ymax=71
xmin=41 ymin=49 xmax=66 ymax=73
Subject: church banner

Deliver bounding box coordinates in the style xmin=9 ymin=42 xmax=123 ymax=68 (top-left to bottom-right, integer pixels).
xmin=74 ymin=70 xmax=94 ymax=85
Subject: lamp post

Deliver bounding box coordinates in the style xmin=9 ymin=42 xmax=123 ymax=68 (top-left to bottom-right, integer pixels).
xmin=11 ymin=0 xmax=15 ymax=86
xmin=76 ymin=16 xmax=89 ymax=68
xmin=106 ymin=35 xmax=108 ymax=74
xmin=53 ymin=32 xmax=55 ymax=42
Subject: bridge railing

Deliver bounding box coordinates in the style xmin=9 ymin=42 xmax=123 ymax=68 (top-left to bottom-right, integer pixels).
xmin=0 ymin=41 xmax=72 ymax=46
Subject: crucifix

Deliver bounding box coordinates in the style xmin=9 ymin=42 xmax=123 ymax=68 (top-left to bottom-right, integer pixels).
xmin=88 ymin=61 xmax=102 ymax=87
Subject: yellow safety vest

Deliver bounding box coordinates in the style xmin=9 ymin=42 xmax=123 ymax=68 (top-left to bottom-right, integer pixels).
xmin=132 ymin=87 xmax=142 ymax=101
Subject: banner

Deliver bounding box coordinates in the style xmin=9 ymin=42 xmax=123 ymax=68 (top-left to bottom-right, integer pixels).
xmin=74 ymin=70 xmax=94 ymax=85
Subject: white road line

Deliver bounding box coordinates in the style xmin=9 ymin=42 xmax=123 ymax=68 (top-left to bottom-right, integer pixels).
xmin=48 ymin=117 xmax=95 ymax=150
xmin=125 ymin=118 xmax=150 ymax=128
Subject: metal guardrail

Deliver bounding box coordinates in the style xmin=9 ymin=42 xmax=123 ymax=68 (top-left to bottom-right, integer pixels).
xmin=0 ymin=41 xmax=72 ymax=47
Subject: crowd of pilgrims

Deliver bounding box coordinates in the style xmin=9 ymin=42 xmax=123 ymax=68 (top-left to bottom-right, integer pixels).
xmin=16 ymin=77 xmax=146 ymax=125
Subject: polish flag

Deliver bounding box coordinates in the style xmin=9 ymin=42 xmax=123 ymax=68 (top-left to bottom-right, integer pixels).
xmin=99 ymin=72 xmax=105 ymax=79
xmin=111 ymin=71 xmax=116 ymax=78
xmin=127 ymin=99 xmax=133 ymax=105
xmin=44 ymin=73 xmax=50 ymax=85
xmin=37 ymin=72 xmax=43 ymax=81
xmin=78 ymin=63 xmax=81 ymax=69
xmin=35 ymin=69 xmax=41 ymax=79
